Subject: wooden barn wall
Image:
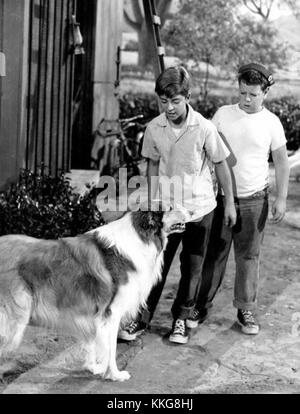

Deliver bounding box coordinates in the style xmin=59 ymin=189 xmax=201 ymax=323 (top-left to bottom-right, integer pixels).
xmin=0 ymin=0 xmax=29 ymax=189
xmin=93 ymin=0 xmax=124 ymax=129
xmin=0 ymin=0 xmax=124 ymax=188
xmin=0 ymin=0 xmax=77 ymax=189
xmin=25 ymin=0 xmax=76 ymax=176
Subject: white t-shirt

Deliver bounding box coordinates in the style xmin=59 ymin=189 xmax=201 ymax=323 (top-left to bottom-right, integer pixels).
xmin=171 ymin=127 xmax=182 ymax=138
xmin=212 ymin=104 xmax=287 ymax=197
xmin=142 ymin=104 xmax=230 ymax=219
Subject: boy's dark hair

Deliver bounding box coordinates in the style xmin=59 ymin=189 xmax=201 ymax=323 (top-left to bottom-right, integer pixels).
xmin=238 ymin=70 xmax=270 ymax=92
xmin=155 ymin=66 xmax=190 ymax=98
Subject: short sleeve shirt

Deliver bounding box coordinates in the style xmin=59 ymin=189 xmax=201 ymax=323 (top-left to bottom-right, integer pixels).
xmin=142 ymin=104 xmax=230 ymax=219
xmin=212 ymin=104 xmax=287 ymax=197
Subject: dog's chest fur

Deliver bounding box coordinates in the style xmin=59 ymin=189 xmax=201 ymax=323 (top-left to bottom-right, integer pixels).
xmin=93 ymin=213 xmax=166 ymax=315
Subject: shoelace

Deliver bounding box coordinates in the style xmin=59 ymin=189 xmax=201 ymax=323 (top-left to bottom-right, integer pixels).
xmin=127 ymin=321 xmax=140 ymax=333
xmin=190 ymin=309 xmax=200 ymax=320
xmin=173 ymin=319 xmax=186 ymax=335
xmin=241 ymin=310 xmax=256 ymax=325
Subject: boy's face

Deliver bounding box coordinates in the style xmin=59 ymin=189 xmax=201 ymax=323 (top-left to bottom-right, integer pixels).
xmin=159 ymin=94 xmax=189 ymax=124
xmin=238 ymin=81 xmax=268 ymax=114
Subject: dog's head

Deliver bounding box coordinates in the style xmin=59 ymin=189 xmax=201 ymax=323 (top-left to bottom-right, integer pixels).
xmin=131 ymin=201 xmax=191 ymax=238
xmin=162 ymin=207 xmax=191 ymax=235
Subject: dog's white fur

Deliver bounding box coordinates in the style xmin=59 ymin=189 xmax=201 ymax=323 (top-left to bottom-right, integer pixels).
xmin=0 ymin=207 xmax=189 ymax=381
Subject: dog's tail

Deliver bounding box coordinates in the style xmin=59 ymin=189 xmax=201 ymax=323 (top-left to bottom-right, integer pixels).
xmin=0 ymin=281 xmax=32 ymax=358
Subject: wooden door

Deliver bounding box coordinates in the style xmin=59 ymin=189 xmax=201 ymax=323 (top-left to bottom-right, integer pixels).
xmin=25 ymin=0 xmax=76 ymax=176
xmin=71 ymin=0 xmax=96 ymax=169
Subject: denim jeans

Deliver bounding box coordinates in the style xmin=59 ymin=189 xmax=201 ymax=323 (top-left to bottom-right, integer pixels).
xmin=140 ymin=210 xmax=214 ymax=324
xmin=196 ymin=191 xmax=269 ymax=312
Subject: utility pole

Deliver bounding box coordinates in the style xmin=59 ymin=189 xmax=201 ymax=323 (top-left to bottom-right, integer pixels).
xmin=142 ymin=0 xmax=165 ymax=79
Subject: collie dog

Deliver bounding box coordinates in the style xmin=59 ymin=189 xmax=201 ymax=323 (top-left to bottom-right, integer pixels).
xmin=0 ymin=206 xmax=189 ymax=381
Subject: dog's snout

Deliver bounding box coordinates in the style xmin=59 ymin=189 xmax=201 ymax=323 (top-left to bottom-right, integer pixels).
xmin=163 ymin=208 xmax=191 ymax=234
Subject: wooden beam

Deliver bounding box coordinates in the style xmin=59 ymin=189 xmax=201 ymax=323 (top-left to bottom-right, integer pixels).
xmin=93 ymin=0 xmax=124 ymax=130
xmin=0 ymin=0 xmax=29 ymax=189
xmin=142 ymin=0 xmax=165 ymax=79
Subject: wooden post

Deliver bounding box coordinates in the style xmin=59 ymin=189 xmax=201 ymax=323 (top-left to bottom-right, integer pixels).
xmin=92 ymin=0 xmax=124 ymax=130
xmin=142 ymin=0 xmax=165 ymax=79
xmin=0 ymin=0 xmax=29 ymax=189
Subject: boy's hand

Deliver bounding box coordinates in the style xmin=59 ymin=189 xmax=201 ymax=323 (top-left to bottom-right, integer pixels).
xmin=224 ymin=201 xmax=237 ymax=227
xmin=271 ymin=196 xmax=286 ymax=223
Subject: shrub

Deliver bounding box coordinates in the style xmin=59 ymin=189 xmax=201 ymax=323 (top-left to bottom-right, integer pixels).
xmin=119 ymin=92 xmax=231 ymax=122
xmin=119 ymin=92 xmax=159 ymax=122
xmin=265 ymin=96 xmax=300 ymax=151
xmin=191 ymin=95 xmax=232 ymax=119
xmin=123 ymin=40 xmax=139 ymax=52
xmin=120 ymin=92 xmax=300 ymax=150
xmin=0 ymin=169 xmax=104 ymax=239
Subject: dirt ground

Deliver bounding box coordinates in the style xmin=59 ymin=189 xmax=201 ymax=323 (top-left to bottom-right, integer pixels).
xmin=0 ymin=168 xmax=300 ymax=394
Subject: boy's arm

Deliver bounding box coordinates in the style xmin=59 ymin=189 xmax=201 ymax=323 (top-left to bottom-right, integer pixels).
xmin=271 ymin=145 xmax=290 ymax=223
xmin=146 ymin=158 xmax=160 ymax=208
xmin=214 ymin=160 xmax=236 ymax=227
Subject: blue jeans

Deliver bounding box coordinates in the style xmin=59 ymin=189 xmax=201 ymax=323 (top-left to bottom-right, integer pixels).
xmin=140 ymin=210 xmax=214 ymax=324
xmin=196 ymin=191 xmax=269 ymax=311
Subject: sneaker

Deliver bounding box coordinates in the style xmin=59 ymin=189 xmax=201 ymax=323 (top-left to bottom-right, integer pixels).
xmin=186 ymin=308 xmax=208 ymax=329
xmin=118 ymin=320 xmax=147 ymax=341
xmin=237 ymin=309 xmax=259 ymax=335
xmin=169 ymin=319 xmax=188 ymax=344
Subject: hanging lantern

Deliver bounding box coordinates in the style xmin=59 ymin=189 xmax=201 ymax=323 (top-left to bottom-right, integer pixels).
xmin=70 ymin=15 xmax=85 ymax=55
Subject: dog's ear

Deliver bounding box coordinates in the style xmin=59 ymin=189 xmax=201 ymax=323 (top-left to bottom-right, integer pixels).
xmin=148 ymin=213 xmax=157 ymax=228
xmin=149 ymin=210 xmax=164 ymax=229
xmin=140 ymin=210 xmax=163 ymax=231
xmin=131 ymin=209 xmax=164 ymax=233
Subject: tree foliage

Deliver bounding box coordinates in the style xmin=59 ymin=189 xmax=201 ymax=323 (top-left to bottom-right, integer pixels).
xmin=242 ymin=0 xmax=275 ymax=20
xmin=162 ymin=0 xmax=289 ymax=98
xmin=163 ymin=0 xmax=235 ymax=64
xmin=162 ymin=0 xmax=236 ymax=97
xmin=226 ymin=16 xmax=288 ymax=70
xmin=242 ymin=0 xmax=300 ymax=20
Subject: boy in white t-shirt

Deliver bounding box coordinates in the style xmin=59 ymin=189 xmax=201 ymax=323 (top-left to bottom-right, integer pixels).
xmin=118 ymin=66 xmax=236 ymax=344
xmin=187 ymin=63 xmax=290 ymax=334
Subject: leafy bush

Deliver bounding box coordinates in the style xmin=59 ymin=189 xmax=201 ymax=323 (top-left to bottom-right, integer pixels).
xmin=119 ymin=92 xmax=159 ymax=122
xmin=119 ymin=91 xmax=232 ymax=121
xmin=120 ymin=92 xmax=300 ymax=150
xmin=265 ymin=96 xmax=300 ymax=151
xmin=0 ymin=169 xmax=104 ymax=239
xmin=123 ymin=40 xmax=138 ymax=52
xmin=192 ymin=95 xmax=232 ymax=119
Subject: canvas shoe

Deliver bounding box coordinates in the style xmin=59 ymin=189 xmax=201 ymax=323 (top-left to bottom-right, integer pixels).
xmin=118 ymin=320 xmax=147 ymax=341
xmin=237 ymin=309 xmax=260 ymax=335
xmin=169 ymin=319 xmax=188 ymax=344
xmin=186 ymin=308 xmax=208 ymax=329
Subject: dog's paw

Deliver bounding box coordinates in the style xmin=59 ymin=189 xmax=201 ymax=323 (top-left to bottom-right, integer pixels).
xmin=105 ymin=369 xmax=131 ymax=382
xmin=83 ymin=362 xmax=107 ymax=376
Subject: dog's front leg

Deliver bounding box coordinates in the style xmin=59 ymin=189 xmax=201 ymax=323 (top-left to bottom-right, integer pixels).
xmin=103 ymin=314 xmax=131 ymax=382
xmin=83 ymin=328 xmax=109 ymax=377
xmin=83 ymin=340 xmax=100 ymax=375
xmin=92 ymin=320 xmax=111 ymax=376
